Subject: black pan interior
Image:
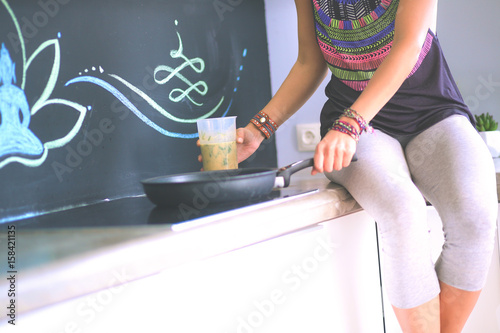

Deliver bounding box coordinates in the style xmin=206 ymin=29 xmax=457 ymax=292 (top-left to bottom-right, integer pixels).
xmin=141 ymin=168 xmax=279 ymax=207
xmin=142 ymin=168 xmax=277 ymax=186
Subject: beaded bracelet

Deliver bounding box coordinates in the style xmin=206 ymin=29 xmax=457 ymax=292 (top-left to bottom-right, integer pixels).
xmin=250 ymin=111 xmax=278 ymax=139
xmin=342 ymin=108 xmax=374 ymax=134
xmin=329 ymin=119 xmax=360 ymax=143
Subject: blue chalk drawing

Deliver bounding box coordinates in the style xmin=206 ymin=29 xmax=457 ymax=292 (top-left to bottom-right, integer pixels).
xmin=0 ymin=0 xmax=247 ymax=167
xmin=0 ymin=43 xmax=43 ymax=157
xmin=0 ymin=0 xmax=88 ymax=169
xmin=66 ymin=76 xmax=203 ymax=139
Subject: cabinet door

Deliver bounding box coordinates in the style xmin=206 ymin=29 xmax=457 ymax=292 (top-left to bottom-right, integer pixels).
xmin=8 ymin=211 xmax=384 ymax=333
xmin=322 ymin=210 xmax=385 ymax=333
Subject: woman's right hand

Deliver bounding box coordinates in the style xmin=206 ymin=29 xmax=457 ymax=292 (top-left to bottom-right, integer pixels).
xmin=235 ymin=125 xmax=266 ymax=163
xmin=197 ymin=124 xmax=265 ymax=166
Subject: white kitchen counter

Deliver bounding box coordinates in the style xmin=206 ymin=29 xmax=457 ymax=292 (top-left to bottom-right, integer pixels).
xmin=2 ymin=159 xmax=499 ymax=321
xmin=0 ymin=171 xmax=361 ymax=318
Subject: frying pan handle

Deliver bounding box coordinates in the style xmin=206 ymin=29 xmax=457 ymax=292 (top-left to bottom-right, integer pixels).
xmin=275 ymin=154 xmax=358 ymax=188
xmin=276 ymin=158 xmax=315 ymax=188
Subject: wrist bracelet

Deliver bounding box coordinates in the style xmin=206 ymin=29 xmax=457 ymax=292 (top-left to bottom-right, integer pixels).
xmin=342 ymin=108 xmax=374 ymax=134
xmin=250 ymin=111 xmax=278 ymax=139
xmin=329 ymin=119 xmax=360 ymax=143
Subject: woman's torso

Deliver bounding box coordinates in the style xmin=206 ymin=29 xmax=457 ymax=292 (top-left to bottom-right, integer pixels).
xmin=313 ymin=0 xmax=474 ymax=137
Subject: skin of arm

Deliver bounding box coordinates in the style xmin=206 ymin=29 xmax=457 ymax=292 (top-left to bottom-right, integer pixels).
xmin=313 ymin=0 xmax=438 ymax=173
xmin=234 ymin=0 xmax=329 ymax=163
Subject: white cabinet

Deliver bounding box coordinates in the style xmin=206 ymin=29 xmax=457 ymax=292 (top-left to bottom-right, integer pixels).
xmin=321 ymin=210 xmax=384 ymax=332
xmin=5 ymin=206 xmax=498 ymax=333
xmin=7 ymin=211 xmax=383 ymax=333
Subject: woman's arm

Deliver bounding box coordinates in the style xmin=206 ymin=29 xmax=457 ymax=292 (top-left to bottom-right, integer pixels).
xmin=313 ymin=0 xmax=439 ymax=173
xmin=236 ymin=0 xmax=328 ymax=163
xmin=258 ymin=0 xmax=328 ymax=126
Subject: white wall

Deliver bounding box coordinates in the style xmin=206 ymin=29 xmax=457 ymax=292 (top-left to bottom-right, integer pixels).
xmin=437 ymin=0 xmax=500 ymax=121
xmin=264 ymin=0 xmax=500 ymax=166
xmin=264 ymin=0 xmax=329 ymax=166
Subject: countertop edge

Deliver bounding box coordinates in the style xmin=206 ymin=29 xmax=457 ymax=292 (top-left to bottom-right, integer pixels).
xmin=5 ymin=158 xmax=499 ymax=318
xmin=2 ymin=180 xmax=361 ymax=317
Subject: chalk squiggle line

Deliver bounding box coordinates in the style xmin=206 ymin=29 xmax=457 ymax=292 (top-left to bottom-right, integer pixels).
xmin=154 ymin=64 xmax=207 ymax=106
xmin=153 ymin=27 xmax=207 ymax=106
xmin=66 ymin=76 xmax=232 ymax=139
xmin=27 ymin=38 xmax=61 ymax=115
xmin=109 ymin=74 xmax=223 ymax=123
xmin=37 ymin=99 xmax=88 ymax=149
xmin=1 ymin=2 xmax=65 ymax=115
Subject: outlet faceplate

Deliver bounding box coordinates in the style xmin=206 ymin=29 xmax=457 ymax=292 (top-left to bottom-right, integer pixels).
xmin=296 ymin=123 xmax=321 ymax=151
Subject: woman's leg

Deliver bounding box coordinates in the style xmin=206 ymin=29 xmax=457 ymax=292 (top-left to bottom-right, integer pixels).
xmin=324 ymin=129 xmax=441 ymax=332
xmin=406 ymin=115 xmax=498 ymax=332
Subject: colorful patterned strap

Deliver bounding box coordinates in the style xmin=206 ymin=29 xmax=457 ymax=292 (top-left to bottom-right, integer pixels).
xmin=251 ymin=111 xmax=278 ymax=139
xmin=343 ymin=108 xmax=374 ymax=133
xmin=329 ymin=119 xmax=360 ymax=142
xmin=328 ymin=107 xmax=374 ymax=142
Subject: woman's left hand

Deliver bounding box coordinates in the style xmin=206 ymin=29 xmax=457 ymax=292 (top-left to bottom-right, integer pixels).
xmin=312 ymin=127 xmax=357 ymax=175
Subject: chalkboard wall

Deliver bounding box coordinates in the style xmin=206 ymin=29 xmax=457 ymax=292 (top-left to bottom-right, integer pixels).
xmin=0 ymin=0 xmax=277 ymax=222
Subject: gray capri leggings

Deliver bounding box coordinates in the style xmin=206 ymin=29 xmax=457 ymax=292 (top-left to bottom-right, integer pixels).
xmin=325 ymin=115 xmax=498 ymax=309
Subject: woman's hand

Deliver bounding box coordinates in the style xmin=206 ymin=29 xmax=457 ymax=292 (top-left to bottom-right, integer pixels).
xmin=235 ymin=125 xmax=265 ymax=163
xmin=197 ymin=124 xmax=265 ymax=165
xmin=312 ymin=126 xmax=357 ymax=175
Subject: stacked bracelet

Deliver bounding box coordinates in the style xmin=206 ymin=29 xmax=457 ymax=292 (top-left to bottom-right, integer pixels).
xmin=250 ymin=111 xmax=278 ymax=139
xmin=342 ymin=108 xmax=374 ymax=133
xmin=329 ymin=119 xmax=360 ymax=143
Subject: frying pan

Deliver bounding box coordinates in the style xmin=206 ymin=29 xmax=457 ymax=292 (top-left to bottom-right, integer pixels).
xmin=142 ymin=155 xmax=357 ymax=207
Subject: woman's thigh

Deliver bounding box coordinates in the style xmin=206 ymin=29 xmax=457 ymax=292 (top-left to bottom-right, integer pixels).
xmin=406 ymin=115 xmax=497 ymax=216
xmin=324 ymin=129 xmax=427 ymax=227
xmin=405 ymin=115 xmax=498 ymax=290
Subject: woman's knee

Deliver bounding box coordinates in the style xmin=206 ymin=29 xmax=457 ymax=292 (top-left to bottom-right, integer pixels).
xmin=441 ymin=200 xmax=497 ymax=249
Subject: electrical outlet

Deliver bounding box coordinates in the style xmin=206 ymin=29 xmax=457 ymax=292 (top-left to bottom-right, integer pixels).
xmin=296 ymin=123 xmax=321 ymax=151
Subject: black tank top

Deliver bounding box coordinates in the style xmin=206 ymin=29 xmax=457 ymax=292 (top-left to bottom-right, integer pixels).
xmin=313 ymin=0 xmax=474 ymax=137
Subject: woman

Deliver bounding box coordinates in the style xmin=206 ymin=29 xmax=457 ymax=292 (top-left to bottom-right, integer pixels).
xmin=234 ymin=0 xmax=498 ymax=331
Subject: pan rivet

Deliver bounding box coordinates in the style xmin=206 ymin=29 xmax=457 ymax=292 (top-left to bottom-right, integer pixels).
xmin=259 ymin=117 xmax=266 ymax=123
